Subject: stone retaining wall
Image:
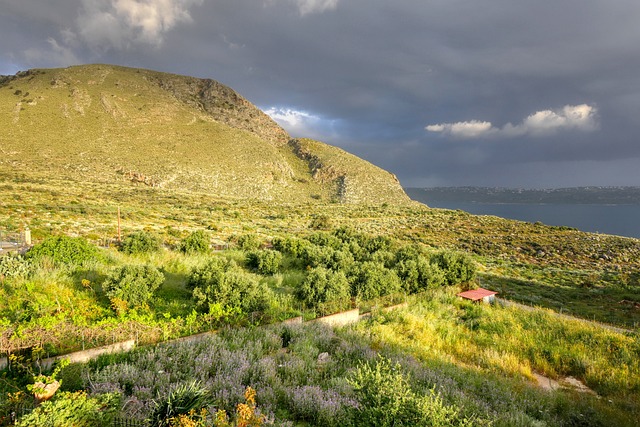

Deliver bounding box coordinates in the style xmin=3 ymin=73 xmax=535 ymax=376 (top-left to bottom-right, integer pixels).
xmin=309 ymin=308 xmax=360 ymax=327
xmin=39 ymin=339 xmax=136 ymax=370
xmin=1 ymin=305 xmax=410 ymax=372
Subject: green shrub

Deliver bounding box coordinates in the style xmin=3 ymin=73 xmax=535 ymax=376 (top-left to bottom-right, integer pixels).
xmin=328 ymin=249 xmax=355 ymax=271
xmin=299 ymin=242 xmax=354 ymax=271
xmin=332 ymin=228 xmax=392 ymax=262
xmin=148 ymin=381 xmax=209 ymax=427
xmin=348 ymin=357 xmax=465 ymax=427
xmin=307 ymin=232 xmax=343 ymax=249
xmin=396 ymin=256 xmax=445 ymax=293
xmin=236 ymin=233 xmax=261 ymax=251
xmin=370 ymin=250 xmax=396 ymax=267
xmin=0 ymin=252 xmax=32 ymax=280
xmin=309 ymin=214 xmax=332 ymax=230
xmin=25 ymin=235 xmax=101 ymax=267
xmin=360 ymin=235 xmax=393 ymax=254
xmin=179 ymin=230 xmax=209 ymax=255
xmin=394 ymin=245 xmax=422 ymax=263
xmin=296 ymin=267 xmax=350 ymax=310
xmin=102 ymin=264 xmax=165 ymax=310
xmin=246 ymin=249 xmax=283 ymax=275
xmin=272 ymin=236 xmax=309 ymax=257
xmin=188 ymin=258 xmax=269 ymax=314
xmin=430 ymin=250 xmax=476 ymax=285
xmin=16 ymin=391 xmax=119 ymax=427
xmin=119 ymin=231 xmax=161 ymax=255
xmin=332 ymin=226 xmax=360 ymax=244
xmin=187 ymin=257 xmax=227 ymax=290
xmin=57 ymin=363 xmax=87 ymax=392
xmin=299 ymin=244 xmax=333 ymax=268
xmin=349 ymin=262 xmax=401 ymax=301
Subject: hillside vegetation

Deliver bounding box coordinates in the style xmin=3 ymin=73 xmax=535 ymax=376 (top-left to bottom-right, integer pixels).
xmin=0 ymin=64 xmax=408 ymax=205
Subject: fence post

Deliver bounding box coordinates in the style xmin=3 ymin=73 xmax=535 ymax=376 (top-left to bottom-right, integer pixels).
xmin=24 ymin=228 xmax=31 ymax=246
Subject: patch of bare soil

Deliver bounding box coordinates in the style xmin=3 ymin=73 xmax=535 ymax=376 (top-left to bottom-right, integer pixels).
xmin=560 ymin=376 xmax=597 ymax=395
xmin=533 ymin=372 xmax=596 ymax=395
xmin=534 ymin=373 xmax=560 ymax=391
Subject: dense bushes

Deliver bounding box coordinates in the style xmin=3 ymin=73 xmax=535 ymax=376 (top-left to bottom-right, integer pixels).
xmin=15 ymin=391 xmax=119 ymax=427
xmin=245 ymin=250 xmax=282 ymax=275
xmin=25 ymin=235 xmax=101 ymax=267
xmin=394 ymin=248 xmax=446 ymax=293
xmin=296 ymin=267 xmax=350 ymax=310
xmin=2 ymin=228 xmax=478 ymax=377
xmin=179 ymin=227 xmax=477 ymax=318
xmin=349 ymin=262 xmax=401 ymax=301
xmin=431 ymin=250 xmax=476 ymax=285
xmin=287 ymin=230 xmax=475 ymax=308
xmin=348 ymin=357 xmax=466 ymax=426
xmin=179 ymin=230 xmax=209 ymax=255
xmin=272 ymin=236 xmax=309 ymax=257
xmin=236 ymin=233 xmax=261 ymax=251
xmin=119 ymin=231 xmax=161 ymax=255
xmin=300 ymin=245 xmax=354 ymax=271
xmin=102 ymin=264 xmax=165 ymax=311
xmin=188 ymin=258 xmax=269 ymax=314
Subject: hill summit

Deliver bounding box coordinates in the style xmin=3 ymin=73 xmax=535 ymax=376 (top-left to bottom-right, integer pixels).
xmin=0 ymin=64 xmax=409 ymax=205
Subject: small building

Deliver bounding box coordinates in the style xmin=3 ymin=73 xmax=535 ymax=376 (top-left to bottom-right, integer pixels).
xmin=457 ymin=287 xmax=498 ymax=303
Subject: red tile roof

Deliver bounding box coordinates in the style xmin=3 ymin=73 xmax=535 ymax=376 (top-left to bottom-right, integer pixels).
xmin=457 ymin=288 xmax=498 ymax=301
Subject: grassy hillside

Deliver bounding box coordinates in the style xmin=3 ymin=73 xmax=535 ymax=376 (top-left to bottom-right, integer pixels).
xmin=0 ymin=64 xmax=409 ymax=205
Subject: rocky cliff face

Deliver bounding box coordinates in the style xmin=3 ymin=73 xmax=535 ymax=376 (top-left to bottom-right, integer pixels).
xmin=144 ymin=72 xmax=290 ymax=146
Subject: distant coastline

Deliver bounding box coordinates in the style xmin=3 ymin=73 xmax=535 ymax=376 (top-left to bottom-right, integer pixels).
xmin=405 ymin=187 xmax=640 ymax=239
xmin=405 ymin=186 xmax=640 ymax=205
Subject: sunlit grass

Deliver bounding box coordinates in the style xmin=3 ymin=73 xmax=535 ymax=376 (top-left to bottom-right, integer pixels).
xmin=359 ymin=289 xmax=640 ymax=397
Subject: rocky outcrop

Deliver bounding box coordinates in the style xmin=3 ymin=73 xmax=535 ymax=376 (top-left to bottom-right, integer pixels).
xmin=145 ymin=72 xmax=290 ymax=146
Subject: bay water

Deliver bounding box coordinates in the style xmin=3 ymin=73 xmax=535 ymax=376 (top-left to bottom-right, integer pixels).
xmin=424 ymin=201 xmax=640 ymax=239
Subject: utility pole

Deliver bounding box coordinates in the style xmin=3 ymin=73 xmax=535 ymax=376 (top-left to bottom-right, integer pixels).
xmin=117 ymin=207 xmax=122 ymax=243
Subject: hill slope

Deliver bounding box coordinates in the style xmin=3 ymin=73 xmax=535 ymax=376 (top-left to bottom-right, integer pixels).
xmin=0 ymin=64 xmax=409 ymax=205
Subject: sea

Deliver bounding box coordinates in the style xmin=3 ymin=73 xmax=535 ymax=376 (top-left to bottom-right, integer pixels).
xmin=423 ymin=201 xmax=640 ymax=240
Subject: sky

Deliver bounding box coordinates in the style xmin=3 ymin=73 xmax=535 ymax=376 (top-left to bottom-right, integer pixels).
xmin=2 ymin=0 xmax=640 ymax=188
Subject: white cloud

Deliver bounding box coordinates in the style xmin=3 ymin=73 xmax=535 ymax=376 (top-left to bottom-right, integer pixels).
xmin=426 ymin=104 xmax=598 ymax=139
xmin=266 ymin=0 xmax=339 ymax=16
xmin=294 ymin=0 xmax=339 ymax=15
xmin=519 ymin=104 xmax=598 ymax=136
xmin=426 ymin=120 xmax=493 ymax=139
xmin=266 ymin=107 xmax=314 ymax=128
xmin=77 ymin=0 xmax=202 ymax=51
xmin=265 ymin=106 xmax=337 ymax=139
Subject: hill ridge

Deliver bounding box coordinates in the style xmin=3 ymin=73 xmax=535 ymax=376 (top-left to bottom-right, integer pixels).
xmin=0 ymin=64 xmax=410 ymax=205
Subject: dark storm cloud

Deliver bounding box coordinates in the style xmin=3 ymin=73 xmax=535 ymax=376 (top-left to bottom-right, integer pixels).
xmin=2 ymin=0 xmax=640 ymax=188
